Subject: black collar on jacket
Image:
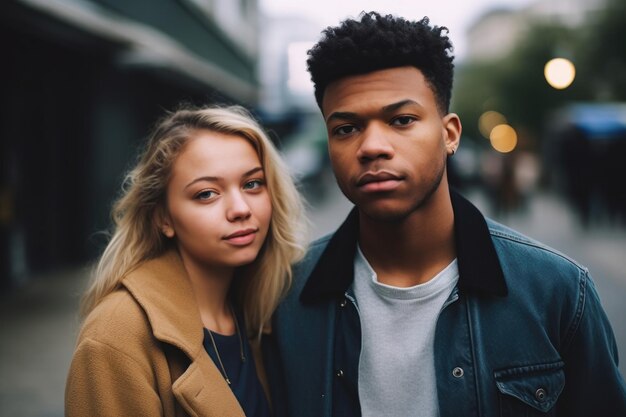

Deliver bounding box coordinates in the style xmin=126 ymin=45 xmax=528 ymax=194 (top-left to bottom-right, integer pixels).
xmin=300 ymin=189 xmax=507 ymax=304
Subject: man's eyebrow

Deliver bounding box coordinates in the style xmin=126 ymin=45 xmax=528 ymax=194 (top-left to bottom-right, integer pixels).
xmin=382 ymin=99 xmax=423 ymax=113
xmin=184 ymin=167 xmax=263 ymax=189
xmin=325 ymin=100 xmax=423 ymax=123
xmin=325 ymin=111 xmax=360 ymax=124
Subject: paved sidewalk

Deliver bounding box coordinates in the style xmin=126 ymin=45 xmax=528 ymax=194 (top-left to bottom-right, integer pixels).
xmin=0 ymin=267 xmax=88 ymax=417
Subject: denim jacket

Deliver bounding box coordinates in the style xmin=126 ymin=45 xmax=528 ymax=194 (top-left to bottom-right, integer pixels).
xmin=263 ymin=191 xmax=626 ymax=417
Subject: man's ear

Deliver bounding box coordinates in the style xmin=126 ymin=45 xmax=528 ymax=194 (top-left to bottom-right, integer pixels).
xmin=443 ymin=113 xmax=462 ymax=156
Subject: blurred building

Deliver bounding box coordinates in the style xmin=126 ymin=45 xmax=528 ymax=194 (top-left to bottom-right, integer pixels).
xmin=259 ymin=14 xmax=319 ymax=116
xmin=0 ymin=0 xmax=260 ymax=289
xmin=466 ymin=0 xmax=606 ymax=62
xmin=257 ymin=13 xmax=331 ymax=196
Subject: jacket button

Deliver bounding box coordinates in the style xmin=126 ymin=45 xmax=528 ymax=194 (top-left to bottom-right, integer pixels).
xmin=336 ymin=369 xmax=344 ymax=377
xmin=535 ymin=388 xmax=547 ymax=401
xmin=452 ymin=367 xmax=464 ymax=378
xmin=339 ymin=299 xmax=347 ymax=307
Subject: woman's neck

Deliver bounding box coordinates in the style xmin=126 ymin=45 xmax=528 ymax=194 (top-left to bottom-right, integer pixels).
xmin=177 ymin=250 xmax=237 ymax=335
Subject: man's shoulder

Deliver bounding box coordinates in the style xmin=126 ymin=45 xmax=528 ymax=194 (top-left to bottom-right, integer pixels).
xmin=287 ymin=233 xmax=333 ymax=297
xmin=310 ymin=233 xmax=334 ymax=253
xmin=309 ymin=233 xmax=334 ymax=251
xmin=485 ymin=218 xmax=590 ymax=301
xmin=294 ymin=233 xmax=333 ymax=274
xmin=486 ymin=218 xmax=586 ymax=272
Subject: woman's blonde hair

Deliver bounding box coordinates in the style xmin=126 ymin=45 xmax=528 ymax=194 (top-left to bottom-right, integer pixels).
xmin=81 ymin=105 xmax=307 ymax=337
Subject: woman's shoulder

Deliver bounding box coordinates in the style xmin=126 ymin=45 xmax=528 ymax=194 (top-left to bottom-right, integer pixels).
xmin=77 ymin=288 xmax=153 ymax=350
xmin=67 ymin=289 xmax=163 ymax=404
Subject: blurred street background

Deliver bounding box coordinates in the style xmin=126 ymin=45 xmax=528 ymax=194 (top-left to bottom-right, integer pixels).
xmin=1 ymin=0 xmax=626 ymax=415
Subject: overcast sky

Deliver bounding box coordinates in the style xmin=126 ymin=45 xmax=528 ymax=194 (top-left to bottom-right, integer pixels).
xmin=259 ymin=0 xmax=536 ymax=61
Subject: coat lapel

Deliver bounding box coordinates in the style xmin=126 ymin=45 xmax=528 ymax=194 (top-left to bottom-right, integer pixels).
xmin=173 ymin=356 xmax=245 ymax=417
xmin=122 ymin=250 xmax=246 ymax=417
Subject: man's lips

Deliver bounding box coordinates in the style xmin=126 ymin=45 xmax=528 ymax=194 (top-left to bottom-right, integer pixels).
xmin=356 ymin=171 xmax=404 ymax=186
xmin=356 ymin=171 xmax=404 ymax=193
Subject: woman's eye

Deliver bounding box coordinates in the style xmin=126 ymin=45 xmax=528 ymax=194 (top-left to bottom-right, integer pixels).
xmin=195 ymin=190 xmax=216 ymax=200
xmin=391 ymin=116 xmax=416 ymax=126
xmin=244 ymin=179 xmax=264 ymax=190
xmin=334 ymin=125 xmax=357 ymax=136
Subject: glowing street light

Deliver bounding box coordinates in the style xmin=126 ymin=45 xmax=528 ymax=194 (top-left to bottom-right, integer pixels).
xmin=544 ymin=58 xmax=576 ymax=89
xmin=490 ymin=124 xmax=518 ymax=153
xmin=478 ymin=110 xmax=507 ymax=138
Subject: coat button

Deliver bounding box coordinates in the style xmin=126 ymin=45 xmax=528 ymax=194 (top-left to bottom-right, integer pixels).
xmin=336 ymin=369 xmax=344 ymax=377
xmin=452 ymin=367 xmax=464 ymax=378
xmin=339 ymin=299 xmax=347 ymax=307
xmin=535 ymin=388 xmax=547 ymax=401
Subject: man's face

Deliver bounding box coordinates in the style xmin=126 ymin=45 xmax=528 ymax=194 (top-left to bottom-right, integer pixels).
xmin=322 ymin=66 xmax=461 ymax=221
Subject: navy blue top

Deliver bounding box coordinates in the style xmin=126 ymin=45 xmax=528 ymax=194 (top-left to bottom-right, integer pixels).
xmin=203 ymin=316 xmax=270 ymax=417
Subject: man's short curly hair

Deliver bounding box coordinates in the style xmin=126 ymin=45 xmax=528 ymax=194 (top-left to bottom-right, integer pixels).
xmin=307 ymin=12 xmax=455 ymax=114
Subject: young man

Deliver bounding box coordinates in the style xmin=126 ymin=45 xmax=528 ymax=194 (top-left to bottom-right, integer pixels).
xmin=264 ymin=12 xmax=626 ymax=417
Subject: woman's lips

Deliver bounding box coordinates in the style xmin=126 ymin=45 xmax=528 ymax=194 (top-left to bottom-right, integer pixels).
xmin=223 ymin=228 xmax=258 ymax=245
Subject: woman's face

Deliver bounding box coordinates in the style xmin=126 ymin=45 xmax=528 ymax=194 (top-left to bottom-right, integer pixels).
xmin=162 ymin=130 xmax=272 ymax=270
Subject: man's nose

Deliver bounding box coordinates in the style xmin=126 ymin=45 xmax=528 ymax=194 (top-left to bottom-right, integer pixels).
xmin=356 ymin=123 xmax=395 ymax=162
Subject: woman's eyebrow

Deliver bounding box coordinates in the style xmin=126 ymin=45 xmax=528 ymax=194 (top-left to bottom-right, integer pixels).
xmin=184 ymin=167 xmax=263 ymax=189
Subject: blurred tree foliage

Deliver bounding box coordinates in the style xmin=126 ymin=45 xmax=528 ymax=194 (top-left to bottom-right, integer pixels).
xmin=453 ymin=0 xmax=626 ymax=147
xmin=578 ymin=0 xmax=626 ymax=101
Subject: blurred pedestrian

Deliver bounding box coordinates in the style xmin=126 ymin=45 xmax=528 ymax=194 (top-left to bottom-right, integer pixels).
xmin=264 ymin=11 xmax=626 ymax=417
xmin=65 ymin=105 xmax=306 ymax=416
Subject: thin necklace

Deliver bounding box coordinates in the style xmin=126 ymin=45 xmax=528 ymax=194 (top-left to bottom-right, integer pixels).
xmin=207 ymin=305 xmax=246 ymax=385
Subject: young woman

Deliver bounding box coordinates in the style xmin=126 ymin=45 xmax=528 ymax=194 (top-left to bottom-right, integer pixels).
xmin=65 ymin=105 xmax=306 ymax=417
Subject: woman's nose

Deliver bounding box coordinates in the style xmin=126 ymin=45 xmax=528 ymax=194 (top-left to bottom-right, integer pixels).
xmin=226 ymin=192 xmax=252 ymax=222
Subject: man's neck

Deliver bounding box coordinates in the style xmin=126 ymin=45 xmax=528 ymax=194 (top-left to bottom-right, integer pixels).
xmin=358 ymin=193 xmax=456 ymax=287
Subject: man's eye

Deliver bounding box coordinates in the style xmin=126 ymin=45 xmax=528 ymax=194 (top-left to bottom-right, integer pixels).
xmin=195 ymin=190 xmax=216 ymax=200
xmin=334 ymin=125 xmax=357 ymax=136
xmin=391 ymin=116 xmax=416 ymax=126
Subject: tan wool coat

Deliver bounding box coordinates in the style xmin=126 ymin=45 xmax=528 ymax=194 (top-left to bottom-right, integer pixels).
xmin=65 ymin=250 xmax=268 ymax=417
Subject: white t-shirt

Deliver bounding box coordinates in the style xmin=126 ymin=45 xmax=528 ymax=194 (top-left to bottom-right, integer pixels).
xmin=353 ymin=246 xmax=459 ymax=417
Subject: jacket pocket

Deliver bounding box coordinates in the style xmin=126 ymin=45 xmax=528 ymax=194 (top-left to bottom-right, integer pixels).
xmin=494 ymin=360 xmax=564 ymax=417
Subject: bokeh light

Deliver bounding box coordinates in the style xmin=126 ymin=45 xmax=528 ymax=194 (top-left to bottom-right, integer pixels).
xmin=544 ymin=58 xmax=576 ymax=89
xmin=478 ymin=110 xmax=508 ymax=138
xmin=490 ymin=124 xmax=518 ymax=153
